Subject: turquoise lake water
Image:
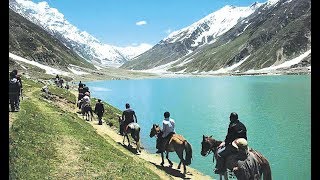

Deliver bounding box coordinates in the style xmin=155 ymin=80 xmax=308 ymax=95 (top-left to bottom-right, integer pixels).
xmin=85 ymin=75 xmax=311 ymax=179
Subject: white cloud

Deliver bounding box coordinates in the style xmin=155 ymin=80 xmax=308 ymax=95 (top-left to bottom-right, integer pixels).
xmin=136 ymin=20 xmax=147 ymax=26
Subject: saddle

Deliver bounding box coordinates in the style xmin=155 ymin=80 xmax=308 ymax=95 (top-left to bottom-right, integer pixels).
xmin=158 ymin=133 xmax=186 ymax=152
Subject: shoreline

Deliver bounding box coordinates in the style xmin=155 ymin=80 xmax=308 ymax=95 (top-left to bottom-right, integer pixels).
xmin=69 ymin=67 xmax=311 ymax=83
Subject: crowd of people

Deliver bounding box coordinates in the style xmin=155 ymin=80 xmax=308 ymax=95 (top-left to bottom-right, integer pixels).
xmin=54 ymin=74 xmax=69 ymax=90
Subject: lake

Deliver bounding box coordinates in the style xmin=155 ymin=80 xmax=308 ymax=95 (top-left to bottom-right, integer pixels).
xmin=85 ymin=75 xmax=311 ymax=179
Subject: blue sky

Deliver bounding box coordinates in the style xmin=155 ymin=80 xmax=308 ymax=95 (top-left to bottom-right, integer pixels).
xmin=32 ymin=0 xmax=266 ymax=47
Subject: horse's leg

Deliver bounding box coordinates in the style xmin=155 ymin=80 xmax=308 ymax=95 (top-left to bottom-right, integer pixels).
xmin=126 ymin=135 xmax=131 ymax=147
xmin=86 ymin=112 xmax=89 ymax=121
xmin=178 ymin=161 xmax=182 ymax=169
xmin=136 ymin=140 xmax=141 ymax=153
xmin=166 ymin=152 xmax=173 ymax=167
xmin=122 ymin=134 xmax=126 ymax=144
xmin=90 ymin=109 xmax=93 ymax=121
xmin=176 ymin=149 xmax=184 ymax=169
xmin=176 ymin=149 xmax=185 ymax=175
xmin=224 ymin=171 xmax=229 ymax=180
xmin=160 ymin=152 xmax=165 ymax=166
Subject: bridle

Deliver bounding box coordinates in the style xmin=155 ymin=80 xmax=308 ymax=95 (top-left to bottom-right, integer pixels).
xmin=201 ymin=138 xmax=215 ymax=157
xmin=150 ymin=124 xmax=162 ymax=138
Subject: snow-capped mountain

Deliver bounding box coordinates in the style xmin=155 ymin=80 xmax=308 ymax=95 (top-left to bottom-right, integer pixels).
xmin=121 ymin=0 xmax=311 ymax=75
xmin=121 ymin=2 xmax=262 ymax=70
xmin=9 ymin=0 xmax=152 ymax=67
xmin=163 ymin=3 xmax=261 ymax=46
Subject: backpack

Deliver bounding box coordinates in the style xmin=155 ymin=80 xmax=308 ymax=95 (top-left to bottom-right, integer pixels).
xmin=9 ymin=78 xmax=21 ymax=94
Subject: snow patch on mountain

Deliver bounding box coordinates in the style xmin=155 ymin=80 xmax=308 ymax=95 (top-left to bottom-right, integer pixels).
xmin=163 ymin=3 xmax=262 ymax=46
xmin=9 ymin=0 xmax=152 ymax=67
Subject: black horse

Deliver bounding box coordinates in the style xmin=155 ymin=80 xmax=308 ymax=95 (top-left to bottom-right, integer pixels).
xmin=201 ymin=135 xmax=272 ymax=180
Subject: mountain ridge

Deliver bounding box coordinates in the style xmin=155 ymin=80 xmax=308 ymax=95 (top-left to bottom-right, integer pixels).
xmin=121 ymin=0 xmax=311 ymax=74
xmin=9 ymin=0 xmax=152 ymax=67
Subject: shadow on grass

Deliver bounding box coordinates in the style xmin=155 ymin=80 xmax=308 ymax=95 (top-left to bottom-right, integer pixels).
xmin=117 ymin=142 xmax=140 ymax=155
xmin=150 ymin=162 xmax=193 ymax=179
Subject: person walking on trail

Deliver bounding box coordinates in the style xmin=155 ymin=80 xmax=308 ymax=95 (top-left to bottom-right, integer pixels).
xmin=214 ymin=112 xmax=247 ymax=175
xmin=9 ymin=71 xmax=21 ymax=112
xmin=121 ymin=103 xmax=137 ymax=135
xmin=156 ymin=111 xmax=176 ymax=153
xmin=94 ymin=99 xmax=105 ymax=125
xmin=11 ymin=69 xmax=23 ymax=105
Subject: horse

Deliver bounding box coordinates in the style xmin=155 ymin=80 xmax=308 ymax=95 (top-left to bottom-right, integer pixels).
xmin=201 ymin=135 xmax=272 ymax=180
xmin=149 ymin=124 xmax=193 ymax=176
xmin=118 ymin=116 xmax=141 ymax=153
xmin=80 ymin=101 xmax=93 ymax=121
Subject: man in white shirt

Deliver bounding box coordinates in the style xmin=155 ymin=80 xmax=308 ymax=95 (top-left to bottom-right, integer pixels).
xmin=156 ymin=111 xmax=176 ymax=153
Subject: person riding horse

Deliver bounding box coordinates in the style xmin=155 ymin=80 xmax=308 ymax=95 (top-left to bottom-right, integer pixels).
xmin=121 ymin=103 xmax=137 ymax=135
xmin=156 ymin=111 xmax=176 ymax=153
xmin=80 ymin=92 xmax=93 ymax=120
xmin=201 ymin=135 xmax=272 ymax=180
xmin=231 ymin=138 xmax=262 ymax=179
xmin=214 ymin=112 xmax=247 ymax=175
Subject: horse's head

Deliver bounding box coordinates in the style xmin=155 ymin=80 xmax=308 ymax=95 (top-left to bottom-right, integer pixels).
xmin=201 ymin=135 xmax=222 ymax=154
xmin=149 ymin=124 xmax=161 ymax=138
xmin=201 ymin=135 xmax=214 ymax=156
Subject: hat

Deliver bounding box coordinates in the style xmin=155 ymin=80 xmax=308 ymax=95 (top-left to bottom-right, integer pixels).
xmin=232 ymin=138 xmax=248 ymax=150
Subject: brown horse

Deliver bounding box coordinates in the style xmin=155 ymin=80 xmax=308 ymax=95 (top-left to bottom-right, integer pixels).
xmin=149 ymin=124 xmax=192 ymax=176
xmin=201 ymin=135 xmax=272 ymax=180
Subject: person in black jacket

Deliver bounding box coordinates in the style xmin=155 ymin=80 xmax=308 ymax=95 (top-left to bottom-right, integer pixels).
xmin=121 ymin=103 xmax=137 ymax=135
xmin=214 ymin=112 xmax=247 ymax=174
xmin=9 ymin=71 xmax=22 ymax=112
xmin=94 ymin=99 xmax=105 ymax=125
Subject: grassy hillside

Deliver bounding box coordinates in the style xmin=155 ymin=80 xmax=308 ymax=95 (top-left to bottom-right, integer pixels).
xmin=9 ymin=78 xmax=160 ymax=179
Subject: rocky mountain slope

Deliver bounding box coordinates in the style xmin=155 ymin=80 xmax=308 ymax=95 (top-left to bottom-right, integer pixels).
xmin=9 ymin=0 xmax=152 ymax=67
xmin=9 ymin=8 xmax=95 ymax=72
xmin=121 ymin=0 xmax=311 ymax=74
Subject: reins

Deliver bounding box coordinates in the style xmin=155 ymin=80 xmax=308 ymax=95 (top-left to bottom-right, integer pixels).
xmin=203 ymin=138 xmax=217 ymax=157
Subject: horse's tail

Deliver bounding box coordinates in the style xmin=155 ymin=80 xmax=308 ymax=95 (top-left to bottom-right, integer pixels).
xmin=184 ymin=141 xmax=192 ymax=166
